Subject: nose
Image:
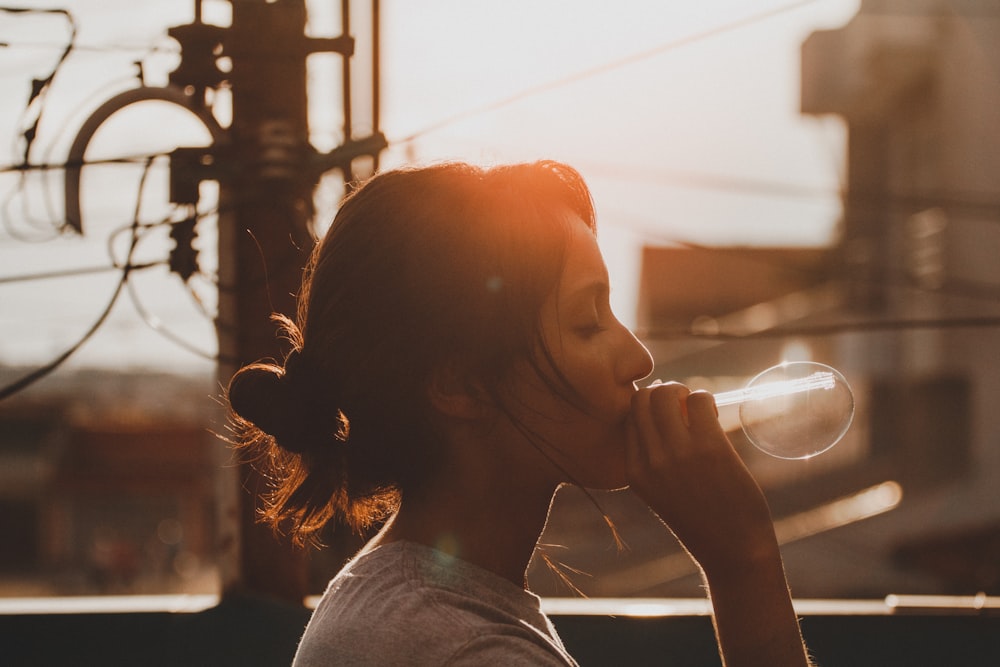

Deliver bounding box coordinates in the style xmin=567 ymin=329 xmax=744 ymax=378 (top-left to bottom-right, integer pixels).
xmin=616 ymin=320 xmax=654 ymax=386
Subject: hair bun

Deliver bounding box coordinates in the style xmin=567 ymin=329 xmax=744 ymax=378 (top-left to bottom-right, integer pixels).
xmin=228 ymin=363 xmax=293 ymax=440
xmin=228 ymin=356 xmax=343 ymax=455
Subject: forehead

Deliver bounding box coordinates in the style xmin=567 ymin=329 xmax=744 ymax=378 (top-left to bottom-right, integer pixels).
xmin=557 ymin=213 xmax=609 ymax=296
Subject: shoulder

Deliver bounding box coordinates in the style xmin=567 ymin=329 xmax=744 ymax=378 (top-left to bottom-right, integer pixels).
xmin=444 ymin=633 xmax=578 ymax=666
xmin=292 ymin=541 xmax=577 ymax=667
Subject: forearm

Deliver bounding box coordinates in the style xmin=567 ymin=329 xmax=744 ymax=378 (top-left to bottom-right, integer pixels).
xmin=702 ymin=543 xmax=812 ymax=667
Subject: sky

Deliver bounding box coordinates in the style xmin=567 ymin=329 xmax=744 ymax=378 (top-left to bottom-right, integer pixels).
xmin=0 ymin=0 xmax=860 ymax=379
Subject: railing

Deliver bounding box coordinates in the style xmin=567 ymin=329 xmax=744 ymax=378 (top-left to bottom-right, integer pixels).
xmin=1 ymin=594 xmax=997 ymax=666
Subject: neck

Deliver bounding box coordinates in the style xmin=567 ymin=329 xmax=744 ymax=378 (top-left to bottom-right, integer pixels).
xmin=370 ymin=410 xmax=567 ymax=588
xmin=376 ymin=475 xmax=558 ymax=588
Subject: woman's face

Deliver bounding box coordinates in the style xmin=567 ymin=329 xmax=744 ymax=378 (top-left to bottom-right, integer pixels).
xmin=509 ymin=213 xmax=654 ymax=489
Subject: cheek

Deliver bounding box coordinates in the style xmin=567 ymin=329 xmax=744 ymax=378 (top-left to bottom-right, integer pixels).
xmin=562 ymin=352 xmax=627 ymax=419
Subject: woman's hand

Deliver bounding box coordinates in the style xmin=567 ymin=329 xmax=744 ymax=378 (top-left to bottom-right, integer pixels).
xmin=626 ymin=381 xmax=812 ymax=667
xmin=625 ymin=382 xmax=777 ymax=575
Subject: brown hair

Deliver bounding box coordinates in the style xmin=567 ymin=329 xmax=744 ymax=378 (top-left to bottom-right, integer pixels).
xmin=226 ymin=160 xmax=596 ymax=545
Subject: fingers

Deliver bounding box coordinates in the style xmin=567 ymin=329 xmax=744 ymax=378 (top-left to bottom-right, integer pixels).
xmin=647 ymin=382 xmax=691 ymax=441
xmin=629 ymin=384 xmax=726 ymax=467
xmin=686 ymin=390 xmax=722 ymax=435
xmin=628 ymin=382 xmax=696 ymax=480
xmin=630 ymin=383 xmax=686 ymax=459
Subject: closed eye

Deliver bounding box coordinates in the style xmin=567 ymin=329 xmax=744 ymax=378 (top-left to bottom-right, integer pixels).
xmin=563 ymin=278 xmax=612 ymax=338
xmin=574 ymin=321 xmax=606 ymax=338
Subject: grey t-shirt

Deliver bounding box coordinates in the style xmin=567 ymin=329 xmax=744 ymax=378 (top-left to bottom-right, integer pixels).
xmin=292 ymin=540 xmax=578 ymax=666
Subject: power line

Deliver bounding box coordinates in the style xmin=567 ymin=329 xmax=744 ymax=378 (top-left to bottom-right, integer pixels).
xmin=1 ymin=7 xmax=78 ymax=163
xmin=0 ymin=267 xmax=129 ymax=401
xmin=0 ymin=151 xmax=174 ymax=242
xmin=0 ymin=152 xmax=170 ymax=174
xmin=121 ymin=199 xmax=219 ymax=361
xmin=577 ymin=159 xmax=1000 ymax=216
xmin=0 ymin=261 xmax=161 ymax=285
xmin=0 ymin=38 xmax=178 ymax=55
xmin=642 ymin=314 xmax=1000 ymax=342
xmin=393 ymin=0 xmax=822 ymax=145
xmin=0 ymin=157 xmax=153 ymax=401
xmin=584 ymin=162 xmax=835 ymax=201
xmin=125 ymin=275 xmax=217 ymax=361
xmin=7 ymin=150 xmax=1000 ymax=221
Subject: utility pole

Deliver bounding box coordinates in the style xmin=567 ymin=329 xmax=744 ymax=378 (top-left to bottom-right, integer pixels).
xmin=166 ymin=0 xmax=385 ymax=603
xmin=221 ymin=0 xmax=317 ymax=603
xmin=61 ymin=0 xmax=383 ymax=604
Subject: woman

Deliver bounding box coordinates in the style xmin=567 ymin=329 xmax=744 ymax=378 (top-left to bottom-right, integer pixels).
xmin=227 ymin=161 xmax=811 ymax=666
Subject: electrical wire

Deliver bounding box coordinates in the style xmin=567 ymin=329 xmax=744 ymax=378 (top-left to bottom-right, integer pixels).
xmin=0 ymin=7 xmax=77 ymax=240
xmin=0 ymin=261 xmax=161 ymax=285
xmin=0 ymin=263 xmax=130 ymax=401
xmin=1 ymin=152 xmax=171 ymax=243
xmin=0 ymin=167 xmax=64 ymax=242
xmin=597 ymin=199 xmax=1000 ymax=306
xmin=184 ymin=271 xmax=219 ymax=321
xmin=80 ymin=150 xmax=224 ymax=362
xmin=1 ymin=197 xmax=230 ymax=289
xmin=121 ymin=201 xmax=219 ymax=361
xmin=393 ymin=0 xmax=823 ymax=145
xmin=32 ymin=70 xmax=157 ymax=234
xmin=0 ymin=157 xmax=153 ymax=402
xmin=125 ymin=273 xmax=218 ymax=361
xmin=1 ymin=7 xmax=78 ymax=164
xmin=572 ymin=158 xmax=1000 ymax=219
xmin=0 ymin=9 xmax=172 ymax=238
xmin=105 ymin=209 xmax=176 ymax=266
xmin=392 ymin=138 xmax=1000 ymax=224
xmin=0 ymin=152 xmax=170 ymax=174
xmin=641 ymin=313 xmax=1000 ymax=342
xmin=583 ymin=161 xmax=836 ymax=201
xmin=0 ymin=38 xmax=179 ymax=56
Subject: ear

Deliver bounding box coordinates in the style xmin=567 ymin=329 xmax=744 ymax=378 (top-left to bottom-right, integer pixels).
xmin=426 ymin=363 xmax=489 ymax=420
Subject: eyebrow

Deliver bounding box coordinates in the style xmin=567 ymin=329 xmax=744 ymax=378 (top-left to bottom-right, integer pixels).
xmin=564 ymin=279 xmax=609 ymax=307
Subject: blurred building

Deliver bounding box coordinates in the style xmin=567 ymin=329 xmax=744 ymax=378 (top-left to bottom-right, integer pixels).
xmin=798 ymin=0 xmax=1000 ymax=593
xmin=0 ymin=370 xmax=219 ymax=596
